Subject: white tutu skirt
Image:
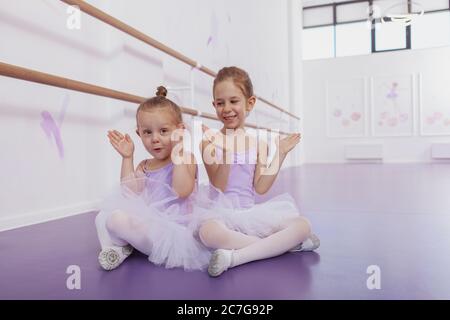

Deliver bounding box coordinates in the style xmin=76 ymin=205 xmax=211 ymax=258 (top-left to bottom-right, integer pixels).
xmin=96 ymin=174 xmax=211 ymax=271
xmin=189 ymin=184 xmax=302 ymax=238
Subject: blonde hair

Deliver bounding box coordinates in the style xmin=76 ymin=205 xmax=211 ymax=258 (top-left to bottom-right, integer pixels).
xmin=136 ymin=86 xmax=183 ymax=125
xmin=213 ymin=66 xmax=254 ymax=99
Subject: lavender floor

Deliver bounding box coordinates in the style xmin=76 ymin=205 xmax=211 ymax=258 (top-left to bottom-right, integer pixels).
xmin=1 ymin=164 xmax=450 ymax=299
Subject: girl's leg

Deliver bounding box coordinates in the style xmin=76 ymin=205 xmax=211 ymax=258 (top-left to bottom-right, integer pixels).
xmin=98 ymin=210 xmax=152 ymax=271
xmin=95 ymin=211 xmax=127 ymax=248
xmin=105 ymin=210 xmax=153 ymax=254
xmin=198 ymin=219 xmax=260 ymax=250
xmin=232 ymin=217 xmax=311 ymax=265
xmin=208 ymin=217 xmax=312 ymax=277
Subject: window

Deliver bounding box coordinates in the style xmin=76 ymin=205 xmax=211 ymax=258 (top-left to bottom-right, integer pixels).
xmin=303 ymin=5 xmax=334 ymax=28
xmin=336 ymin=2 xmax=370 ymax=23
xmin=302 ymin=0 xmax=450 ymax=60
xmin=336 ymin=22 xmax=372 ymax=57
xmin=374 ymin=20 xmax=408 ymax=51
xmin=412 ymin=11 xmax=450 ymax=49
xmin=419 ymin=0 xmax=450 ymax=12
xmin=303 ymin=26 xmax=335 ymax=60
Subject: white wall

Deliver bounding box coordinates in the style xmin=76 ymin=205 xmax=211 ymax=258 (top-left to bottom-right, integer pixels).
xmin=0 ymin=0 xmax=114 ymax=230
xmin=289 ymin=0 xmax=304 ymax=165
xmin=303 ymin=46 xmax=450 ymax=163
xmin=0 ymin=0 xmax=302 ymax=230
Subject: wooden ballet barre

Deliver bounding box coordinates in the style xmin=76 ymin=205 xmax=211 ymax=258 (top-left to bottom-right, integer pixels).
xmin=59 ymin=0 xmax=300 ymax=121
xmin=0 ymin=61 xmax=291 ymax=135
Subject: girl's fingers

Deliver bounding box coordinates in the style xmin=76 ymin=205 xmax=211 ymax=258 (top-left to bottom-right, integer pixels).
xmin=107 ymin=135 xmax=118 ymax=144
xmin=115 ymin=132 xmax=124 ymax=140
xmin=109 ymin=131 xmax=128 ymax=144
xmin=289 ymin=135 xmax=300 ymax=142
xmin=109 ymin=132 xmax=120 ymax=142
xmin=111 ymin=130 xmax=124 ymax=140
xmin=109 ymin=135 xmax=121 ymax=144
xmin=110 ymin=137 xmax=124 ymax=148
xmin=202 ymin=124 xmax=210 ymax=133
xmin=203 ymin=129 xmax=214 ymax=141
xmin=109 ymin=130 xmax=127 ymax=139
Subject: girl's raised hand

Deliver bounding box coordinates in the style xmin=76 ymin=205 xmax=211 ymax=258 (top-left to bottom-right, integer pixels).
xmin=171 ymin=126 xmax=188 ymax=164
xmin=107 ymin=130 xmax=135 ymax=159
xmin=276 ymin=133 xmax=301 ymax=156
xmin=202 ymin=125 xmax=220 ymax=147
xmin=202 ymin=125 xmax=215 ymax=142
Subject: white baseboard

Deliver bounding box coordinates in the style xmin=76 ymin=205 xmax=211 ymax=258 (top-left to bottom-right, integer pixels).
xmin=0 ymin=200 xmax=102 ymax=232
xmin=431 ymin=143 xmax=450 ymax=159
xmin=303 ymin=159 xmax=439 ymax=164
xmin=345 ymin=144 xmax=383 ymax=160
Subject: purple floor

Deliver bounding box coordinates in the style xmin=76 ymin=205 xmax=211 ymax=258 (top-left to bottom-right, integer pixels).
xmin=1 ymin=164 xmax=450 ymax=299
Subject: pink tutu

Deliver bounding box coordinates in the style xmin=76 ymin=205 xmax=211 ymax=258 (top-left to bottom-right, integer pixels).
xmin=190 ymin=184 xmax=301 ymax=238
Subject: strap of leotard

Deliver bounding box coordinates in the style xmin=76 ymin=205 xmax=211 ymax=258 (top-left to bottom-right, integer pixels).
xmin=142 ymin=159 xmax=149 ymax=173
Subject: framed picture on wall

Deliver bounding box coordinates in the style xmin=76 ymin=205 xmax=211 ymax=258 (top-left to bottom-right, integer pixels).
xmin=370 ymin=74 xmax=415 ymax=137
xmin=419 ymin=73 xmax=450 ymax=136
xmin=326 ymin=77 xmax=367 ymax=138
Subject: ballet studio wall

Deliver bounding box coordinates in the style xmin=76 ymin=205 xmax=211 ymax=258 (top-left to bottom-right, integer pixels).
xmin=303 ymin=45 xmax=450 ymax=163
xmin=0 ymin=0 xmax=304 ymax=231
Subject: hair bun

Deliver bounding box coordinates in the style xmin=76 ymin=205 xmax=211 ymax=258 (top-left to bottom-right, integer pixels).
xmin=156 ymin=86 xmax=168 ymax=97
